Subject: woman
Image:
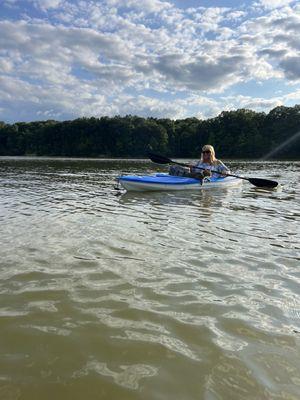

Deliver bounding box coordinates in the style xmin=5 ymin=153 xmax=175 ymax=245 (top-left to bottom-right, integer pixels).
xmin=190 ymin=144 xmax=229 ymax=179
xmin=169 ymin=144 xmax=229 ymax=179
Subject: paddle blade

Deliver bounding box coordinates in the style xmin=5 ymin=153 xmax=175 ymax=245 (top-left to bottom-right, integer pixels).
xmin=248 ymin=177 xmax=278 ymax=188
xmin=147 ymin=152 xmax=172 ymax=165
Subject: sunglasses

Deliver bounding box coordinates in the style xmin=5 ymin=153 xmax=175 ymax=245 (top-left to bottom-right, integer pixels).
xmin=202 ymin=150 xmax=211 ymax=154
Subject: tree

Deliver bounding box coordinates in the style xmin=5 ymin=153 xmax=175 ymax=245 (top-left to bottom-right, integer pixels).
xmin=0 ymin=105 xmax=299 ymax=158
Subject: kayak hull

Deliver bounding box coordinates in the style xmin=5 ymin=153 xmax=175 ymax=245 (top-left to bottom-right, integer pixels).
xmin=118 ymin=174 xmax=243 ymax=192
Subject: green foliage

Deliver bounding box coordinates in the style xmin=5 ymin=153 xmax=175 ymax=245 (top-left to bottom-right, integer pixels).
xmin=0 ymin=106 xmax=299 ymax=158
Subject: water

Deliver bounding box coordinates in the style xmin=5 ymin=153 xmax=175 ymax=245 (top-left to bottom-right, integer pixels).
xmin=0 ymin=157 xmax=299 ymax=400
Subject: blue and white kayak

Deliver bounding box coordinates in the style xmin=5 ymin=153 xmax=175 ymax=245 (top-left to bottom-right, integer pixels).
xmin=118 ymin=173 xmax=243 ymax=192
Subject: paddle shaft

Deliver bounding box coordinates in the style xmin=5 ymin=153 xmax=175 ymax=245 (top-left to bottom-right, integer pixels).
xmin=147 ymin=152 xmax=279 ymax=188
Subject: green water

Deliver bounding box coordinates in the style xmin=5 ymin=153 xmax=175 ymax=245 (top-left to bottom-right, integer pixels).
xmin=0 ymin=157 xmax=299 ymax=400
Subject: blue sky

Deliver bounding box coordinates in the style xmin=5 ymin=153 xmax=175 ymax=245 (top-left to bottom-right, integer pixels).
xmin=0 ymin=0 xmax=299 ymax=122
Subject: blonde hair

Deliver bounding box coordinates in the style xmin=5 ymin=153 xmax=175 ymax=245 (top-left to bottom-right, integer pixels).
xmin=201 ymin=144 xmax=218 ymax=164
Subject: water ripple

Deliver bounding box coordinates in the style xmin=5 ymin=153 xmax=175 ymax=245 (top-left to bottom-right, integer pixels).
xmin=0 ymin=158 xmax=300 ymax=399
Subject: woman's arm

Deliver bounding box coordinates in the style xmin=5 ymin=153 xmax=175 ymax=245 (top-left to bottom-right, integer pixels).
xmin=216 ymin=160 xmax=230 ymax=175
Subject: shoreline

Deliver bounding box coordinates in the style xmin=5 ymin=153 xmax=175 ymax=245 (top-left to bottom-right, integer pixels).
xmin=0 ymin=155 xmax=299 ymax=162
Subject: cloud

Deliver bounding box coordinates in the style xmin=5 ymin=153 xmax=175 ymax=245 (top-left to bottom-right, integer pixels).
xmin=279 ymin=57 xmax=300 ymax=80
xmin=254 ymin=0 xmax=295 ymax=10
xmin=237 ymin=5 xmax=300 ymax=79
xmin=225 ymin=10 xmax=246 ymax=21
xmin=258 ymin=48 xmax=287 ymax=58
xmin=152 ymin=54 xmax=246 ymax=92
xmin=115 ymin=95 xmax=186 ymax=119
xmin=116 ymin=0 xmax=172 ymax=14
xmin=0 ymin=0 xmax=299 ymax=122
xmin=0 ymin=57 xmax=14 ymax=73
xmin=0 ymin=75 xmax=181 ymax=121
xmin=30 ymin=0 xmax=62 ymax=12
xmin=0 ymin=74 xmax=111 ymax=121
xmin=222 ymin=95 xmax=283 ymax=111
xmin=0 ymin=19 xmax=132 ymax=71
xmin=0 ymin=15 xmax=252 ymax=96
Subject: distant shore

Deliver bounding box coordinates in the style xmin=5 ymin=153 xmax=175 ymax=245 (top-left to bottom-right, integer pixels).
xmin=1 ymin=105 xmax=299 ymax=159
xmin=0 ymin=155 xmax=299 ymax=162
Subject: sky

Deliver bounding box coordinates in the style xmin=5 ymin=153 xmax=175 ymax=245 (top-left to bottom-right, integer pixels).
xmin=0 ymin=0 xmax=300 ymax=123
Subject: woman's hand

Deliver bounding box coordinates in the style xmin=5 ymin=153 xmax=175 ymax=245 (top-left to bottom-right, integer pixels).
xmin=221 ymin=170 xmax=229 ymax=176
xmin=202 ymin=169 xmax=212 ymax=177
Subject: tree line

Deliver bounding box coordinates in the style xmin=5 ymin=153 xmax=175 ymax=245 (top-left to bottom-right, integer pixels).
xmin=0 ymin=105 xmax=299 ymax=159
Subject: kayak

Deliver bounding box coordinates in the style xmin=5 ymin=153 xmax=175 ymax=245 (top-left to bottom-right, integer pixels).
xmin=118 ymin=173 xmax=243 ymax=192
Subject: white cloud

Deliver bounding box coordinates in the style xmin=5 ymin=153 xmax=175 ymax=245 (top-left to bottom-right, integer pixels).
xmin=0 ymin=57 xmax=14 ymax=73
xmin=30 ymin=0 xmax=62 ymax=12
xmin=116 ymin=0 xmax=172 ymax=14
xmin=222 ymin=95 xmax=283 ymax=111
xmin=225 ymin=10 xmax=246 ymax=21
xmin=0 ymin=0 xmax=299 ymax=122
xmin=255 ymin=0 xmax=294 ymax=10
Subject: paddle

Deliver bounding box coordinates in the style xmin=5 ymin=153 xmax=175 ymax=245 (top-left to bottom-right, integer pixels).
xmin=148 ymin=152 xmax=279 ymax=189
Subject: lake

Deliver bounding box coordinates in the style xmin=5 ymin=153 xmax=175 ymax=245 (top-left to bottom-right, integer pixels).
xmin=0 ymin=157 xmax=299 ymax=400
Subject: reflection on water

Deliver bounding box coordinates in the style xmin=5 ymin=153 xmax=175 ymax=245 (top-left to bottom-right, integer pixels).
xmin=0 ymin=157 xmax=300 ymax=400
